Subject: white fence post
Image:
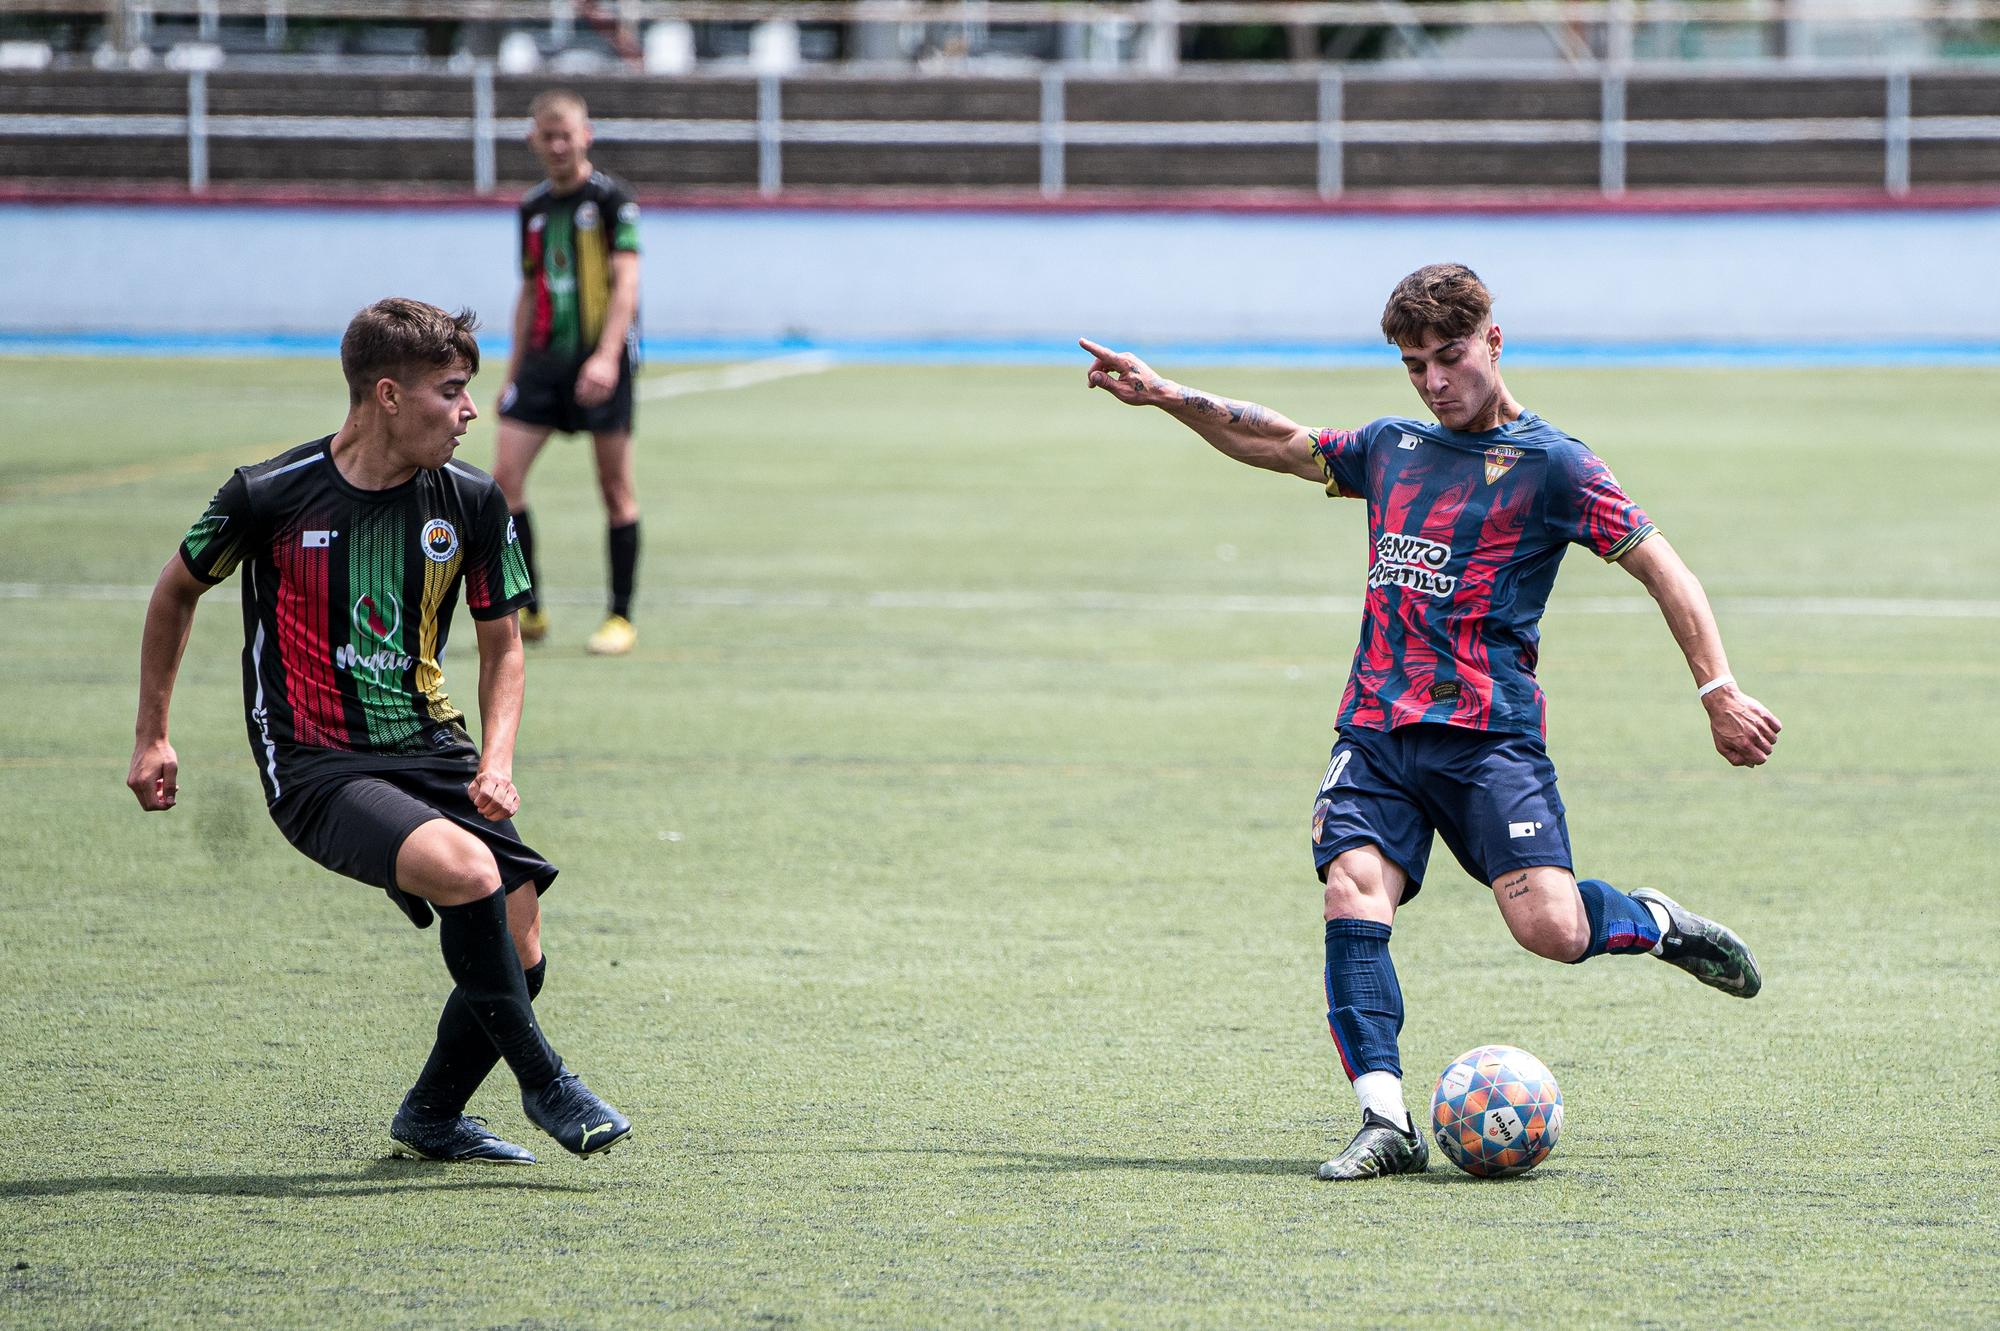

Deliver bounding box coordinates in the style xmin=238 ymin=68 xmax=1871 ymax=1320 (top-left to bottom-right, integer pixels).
xmin=1599 ymin=65 xmax=1626 ymax=198
xmin=472 ymin=62 xmax=496 ymax=194
xmin=1040 ymin=67 xmax=1065 ymax=199
xmin=187 ymin=67 xmax=208 ymax=192
xmin=758 ymin=74 xmax=783 ymax=199
xmin=1885 ymin=65 xmax=1912 ymax=197
xmin=1317 ymin=69 xmax=1343 ymax=200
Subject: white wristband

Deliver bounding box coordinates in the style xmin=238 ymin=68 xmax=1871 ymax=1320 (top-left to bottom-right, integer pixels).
xmin=1697 ymin=674 xmax=1735 ymax=698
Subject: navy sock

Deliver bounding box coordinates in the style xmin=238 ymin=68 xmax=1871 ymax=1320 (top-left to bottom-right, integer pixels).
xmin=512 ymin=508 xmax=540 ymax=612
xmin=607 ymin=520 xmax=639 ymax=620
xmin=408 ymin=955 xmax=548 ymax=1118
xmin=1323 ymin=918 xmax=1404 ymax=1080
xmin=435 ymin=892 xmax=561 ymax=1091
xmin=1570 ymin=878 xmax=1664 ymax=962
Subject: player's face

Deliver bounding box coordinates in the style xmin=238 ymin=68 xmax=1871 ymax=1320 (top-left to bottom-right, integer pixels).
xmin=389 ymin=361 xmax=479 ymax=470
xmin=528 ymin=107 xmax=592 ymax=185
xmin=1398 ymin=323 xmax=1504 ymax=432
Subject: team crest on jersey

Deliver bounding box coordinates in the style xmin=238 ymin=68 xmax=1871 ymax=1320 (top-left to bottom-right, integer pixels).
xmin=1483 ymin=445 xmax=1522 ymax=486
xmin=528 ymin=214 xmax=547 ymax=234
xmin=575 ymin=201 xmax=600 ymax=230
xmin=421 ymin=518 xmax=459 ymax=563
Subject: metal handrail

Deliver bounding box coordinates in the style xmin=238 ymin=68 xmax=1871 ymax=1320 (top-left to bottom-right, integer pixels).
xmin=6 ymin=65 xmax=1999 ymax=198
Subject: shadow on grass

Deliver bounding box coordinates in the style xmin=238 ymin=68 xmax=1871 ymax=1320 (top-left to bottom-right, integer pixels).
xmin=0 ymin=1158 xmax=593 ymax=1200
xmin=845 ymin=1146 xmax=1550 ymax=1185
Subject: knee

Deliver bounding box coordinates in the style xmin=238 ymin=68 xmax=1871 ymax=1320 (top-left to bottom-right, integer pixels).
xmin=413 ymin=841 xmax=502 ymax=908
xmin=1322 ymin=865 xmax=1379 ymax=922
xmin=1512 ymin=912 xmax=1589 ymax=963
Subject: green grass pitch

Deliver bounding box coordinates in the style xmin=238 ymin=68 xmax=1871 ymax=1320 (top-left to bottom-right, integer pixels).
xmin=1 ymin=354 xmax=1997 ymax=1328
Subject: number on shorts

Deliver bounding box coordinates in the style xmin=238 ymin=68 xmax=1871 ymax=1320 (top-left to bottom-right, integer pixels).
xmin=1320 ymin=749 xmax=1353 ymax=794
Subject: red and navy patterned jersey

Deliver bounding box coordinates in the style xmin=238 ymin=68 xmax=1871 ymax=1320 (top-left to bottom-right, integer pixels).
xmin=1314 ymin=413 xmax=1655 ymax=737
xmin=178 ymin=437 xmax=533 ymax=803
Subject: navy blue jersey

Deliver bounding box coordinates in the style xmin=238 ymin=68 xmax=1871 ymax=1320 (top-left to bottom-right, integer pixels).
xmin=1313 ymin=413 xmax=1654 ymax=737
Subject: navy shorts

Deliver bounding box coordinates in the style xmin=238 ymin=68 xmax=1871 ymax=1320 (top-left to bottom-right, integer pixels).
xmin=271 ymin=765 xmax=559 ymax=906
xmin=499 ymin=348 xmax=636 ymax=436
xmin=1309 ymin=723 xmax=1572 ymax=900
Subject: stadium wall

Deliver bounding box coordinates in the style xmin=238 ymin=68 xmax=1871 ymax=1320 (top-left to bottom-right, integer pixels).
xmin=5 ymin=201 xmax=1997 ymax=356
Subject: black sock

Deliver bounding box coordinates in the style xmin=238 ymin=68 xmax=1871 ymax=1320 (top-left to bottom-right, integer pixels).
xmin=407 ymin=955 xmax=547 ymax=1118
xmin=434 ymin=892 xmax=561 ymax=1092
xmin=513 ymin=508 xmax=541 ymax=613
xmin=608 ymin=520 xmax=639 ymax=620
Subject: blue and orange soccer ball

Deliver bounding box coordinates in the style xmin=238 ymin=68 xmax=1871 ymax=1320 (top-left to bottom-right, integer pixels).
xmin=1430 ymin=1045 xmax=1564 ymax=1178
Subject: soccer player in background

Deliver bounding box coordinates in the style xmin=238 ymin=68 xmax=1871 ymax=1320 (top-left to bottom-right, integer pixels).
xmin=1081 ymin=263 xmax=1779 ymax=1180
xmin=494 ymin=88 xmax=645 ymax=656
xmin=128 ymin=298 xmax=631 ymax=1165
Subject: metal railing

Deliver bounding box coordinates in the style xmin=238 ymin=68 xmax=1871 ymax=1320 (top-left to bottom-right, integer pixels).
xmin=6 ymin=0 xmax=2000 ymax=70
xmin=6 ymin=63 xmax=1999 ymax=197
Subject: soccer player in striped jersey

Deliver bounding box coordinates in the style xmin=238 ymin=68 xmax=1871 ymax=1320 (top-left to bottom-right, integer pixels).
xmin=129 ymin=298 xmax=630 ymax=1165
xmin=1081 ymin=264 xmax=1780 ymax=1181
xmin=494 ymin=88 xmax=645 ymax=657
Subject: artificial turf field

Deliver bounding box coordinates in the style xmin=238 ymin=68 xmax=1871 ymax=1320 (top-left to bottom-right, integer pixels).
xmin=1 ymin=354 xmax=1996 ymax=1329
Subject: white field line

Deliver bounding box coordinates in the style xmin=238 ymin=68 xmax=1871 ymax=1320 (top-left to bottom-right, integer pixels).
xmin=636 ymin=351 xmax=837 ymax=401
xmin=4 ymin=582 xmax=1996 ymax=620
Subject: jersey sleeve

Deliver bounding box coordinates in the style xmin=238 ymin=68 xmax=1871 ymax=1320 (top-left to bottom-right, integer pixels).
xmin=518 ymin=201 xmax=536 ymax=278
xmin=1547 ymin=444 xmax=1656 ymax=561
xmin=608 ymin=182 xmax=641 ymax=254
xmin=1310 ymin=425 xmax=1371 ymax=499
xmin=177 ymin=471 xmax=256 ymax=584
xmin=464 ymin=483 xmax=534 ymax=620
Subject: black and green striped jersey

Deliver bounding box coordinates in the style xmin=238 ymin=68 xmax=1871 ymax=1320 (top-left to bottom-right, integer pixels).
xmin=179 ymin=437 xmax=533 ymax=804
xmin=519 ymin=171 xmax=641 ymax=364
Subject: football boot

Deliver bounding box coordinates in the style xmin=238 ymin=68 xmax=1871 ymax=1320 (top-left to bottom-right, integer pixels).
xmin=1632 ymin=888 xmax=1762 ymax=998
xmin=391 ymin=1095 xmax=537 ymax=1165
xmin=518 ymin=607 xmax=550 ymax=642
xmin=523 ymin=1066 xmax=631 ymax=1157
xmin=1318 ymin=1108 xmax=1429 ymax=1180
xmin=586 ymin=614 xmax=636 ymax=656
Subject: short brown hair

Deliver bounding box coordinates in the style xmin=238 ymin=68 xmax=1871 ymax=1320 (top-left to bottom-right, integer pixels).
xmin=528 ymin=88 xmax=588 ymax=121
xmin=339 ymin=298 xmax=480 ymax=405
xmin=1380 ymin=263 xmax=1494 ymax=347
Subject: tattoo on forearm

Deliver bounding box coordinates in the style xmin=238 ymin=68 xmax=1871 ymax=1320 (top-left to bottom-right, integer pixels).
xmin=1176 ymin=387 xmax=1270 ymax=430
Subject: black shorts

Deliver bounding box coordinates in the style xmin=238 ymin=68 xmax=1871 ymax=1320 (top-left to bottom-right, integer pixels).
xmin=270 ymin=765 xmax=559 ymax=899
xmin=499 ymin=348 xmax=636 ymax=435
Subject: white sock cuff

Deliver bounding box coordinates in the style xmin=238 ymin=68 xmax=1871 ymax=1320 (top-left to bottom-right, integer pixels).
xmin=1352 ymin=1070 xmax=1410 ymax=1130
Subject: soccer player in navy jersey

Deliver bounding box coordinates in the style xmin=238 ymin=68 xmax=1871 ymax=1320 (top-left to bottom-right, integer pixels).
xmin=128 ymin=298 xmax=630 ymax=1165
xmin=1081 ymin=263 xmax=1780 ymax=1180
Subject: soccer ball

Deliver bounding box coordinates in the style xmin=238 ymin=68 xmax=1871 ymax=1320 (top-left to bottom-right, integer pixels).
xmin=1430 ymin=1044 xmax=1563 ymax=1178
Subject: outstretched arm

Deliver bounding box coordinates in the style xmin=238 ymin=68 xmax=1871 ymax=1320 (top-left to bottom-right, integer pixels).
xmin=468 ymin=612 xmax=526 ymax=821
xmin=1618 ymin=534 xmax=1782 ymax=767
xmin=1080 ymin=338 xmax=1323 ymax=482
xmin=128 ymin=556 xmax=212 ymax=810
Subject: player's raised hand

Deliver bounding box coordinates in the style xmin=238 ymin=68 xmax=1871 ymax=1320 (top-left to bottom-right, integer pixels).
xmin=468 ymin=769 xmax=520 ymax=821
xmin=127 ymin=737 xmax=180 ymax=811
xmin=1081 ymin=338 xmax=1167 ymax=406
xmin=1703 ymin=685 xmax=1782 ymax=767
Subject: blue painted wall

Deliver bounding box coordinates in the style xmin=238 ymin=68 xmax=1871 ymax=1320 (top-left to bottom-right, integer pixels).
xmin=3 ymin=202 xmax=1992 ymax=355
